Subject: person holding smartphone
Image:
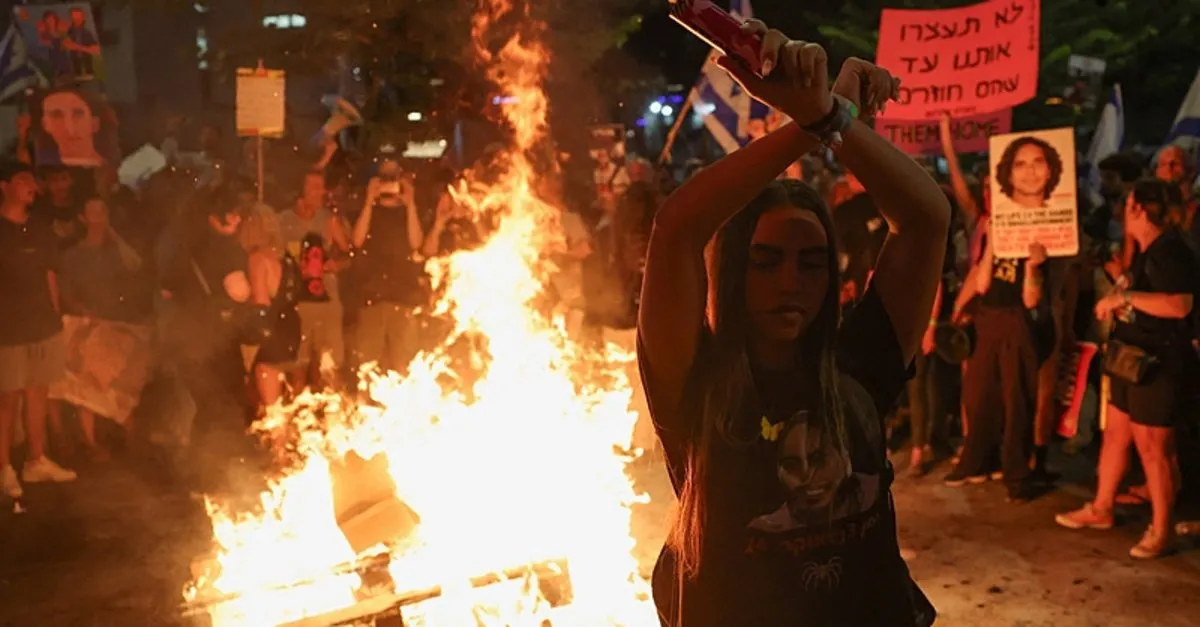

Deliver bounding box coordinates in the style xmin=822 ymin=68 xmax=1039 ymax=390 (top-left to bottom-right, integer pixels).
xmin=352 ymin=156 xmax=426 ymax=374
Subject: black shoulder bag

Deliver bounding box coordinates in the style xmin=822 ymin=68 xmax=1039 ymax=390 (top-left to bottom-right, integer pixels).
xmin=1103 ymin=340 xmax=1157 ymax=385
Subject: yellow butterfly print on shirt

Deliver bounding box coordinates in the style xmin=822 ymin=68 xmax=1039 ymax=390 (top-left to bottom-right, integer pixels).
xmin=761 ymin=416 xmax=784 ymax=442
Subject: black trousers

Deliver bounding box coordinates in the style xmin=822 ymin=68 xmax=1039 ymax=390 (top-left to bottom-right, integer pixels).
xmin=958 ymin=306 xmax=1038 ymax=488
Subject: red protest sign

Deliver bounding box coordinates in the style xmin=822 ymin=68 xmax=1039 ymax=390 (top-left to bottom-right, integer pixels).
xmin=876 ymin=0 xmax=1041 ymax=120
xmin=877 ymin=109 xmax=1012 ymax=157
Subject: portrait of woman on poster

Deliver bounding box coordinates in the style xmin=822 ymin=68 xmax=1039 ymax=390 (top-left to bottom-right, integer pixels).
xmin=32 ymin=87 xmax=119 ymax=168
xmin=994 ymin=136 xmax=1065 ymax=210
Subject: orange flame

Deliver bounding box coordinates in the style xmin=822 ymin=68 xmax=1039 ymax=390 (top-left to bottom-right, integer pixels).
xmin=184 ymin=3 xmax=659 ymax=626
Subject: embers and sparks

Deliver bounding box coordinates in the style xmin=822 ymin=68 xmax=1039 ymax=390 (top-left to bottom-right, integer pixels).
xmin=184 ymin=2 xmax=657 ymax=625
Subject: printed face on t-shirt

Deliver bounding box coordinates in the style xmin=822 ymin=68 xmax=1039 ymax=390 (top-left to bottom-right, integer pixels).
xmin=777 ymin=418 xmax=851 ymax=517
xmin=744 ymin=206 xmax=830 ymax=344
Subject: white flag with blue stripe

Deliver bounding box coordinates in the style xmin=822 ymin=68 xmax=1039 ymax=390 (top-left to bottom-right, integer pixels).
xmin=0 ymin=23 xmax=40 ymax=103
xmin=1085 ymin=84 xmax=1123 ymax=205
xmin=1166 ymin=68 xmax=1200 ymax=152
xmin=688 ymin=0 xmax=770 ymax=154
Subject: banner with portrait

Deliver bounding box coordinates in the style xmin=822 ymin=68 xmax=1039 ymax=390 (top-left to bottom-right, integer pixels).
xmin=30 ymin=85 xmax=121 ymax=168
xmin=49 ymin=316 xmax=154 ymax=426
xmin=12 ymin=3 xmax=105 ymax=87
xmin=988 ymin=127 xmax=1079 ymax=259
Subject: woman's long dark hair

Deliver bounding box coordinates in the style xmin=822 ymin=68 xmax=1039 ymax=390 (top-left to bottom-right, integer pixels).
xmin=668 ymin=179 xmax=848 ymax=579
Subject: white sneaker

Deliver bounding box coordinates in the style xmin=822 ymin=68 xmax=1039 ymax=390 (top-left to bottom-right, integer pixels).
xmin=21 ymin=457 xmax=77 ymax=484
xmin=1 ymin=465 xmax=22 ymax=499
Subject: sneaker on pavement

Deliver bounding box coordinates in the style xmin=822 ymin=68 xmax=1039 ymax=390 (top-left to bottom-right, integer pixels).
xmin=22 ymin=457 xmax=77 ymax=484
xmin=1055 ymin=503 xmax=1114 ymax=530
xmin=1 ymin=465 xmax=22 ymax=499
xmin=1129 ymin=527 xmax=1171 ymax=559
xmin=944 ymin=470 xmax=988 ymax=487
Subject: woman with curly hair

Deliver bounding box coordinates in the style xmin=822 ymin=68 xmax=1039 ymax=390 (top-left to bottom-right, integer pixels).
xmin=994 ymin=136 xmax=1065 ymax=210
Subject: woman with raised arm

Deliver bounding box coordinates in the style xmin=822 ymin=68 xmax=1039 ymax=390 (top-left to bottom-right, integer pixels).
xmin=637 ymin=20 xmax=948 ymax=627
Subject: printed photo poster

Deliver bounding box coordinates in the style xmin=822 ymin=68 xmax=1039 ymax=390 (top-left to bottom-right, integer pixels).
xmin=875 ymin=0 xmax=1041 ymax=119
xmin=988 ymin=127 xmax=1079 ymax=259
xmin=31 ymin=85 xmax=121 ymax=168
xmin=12 ymin=3 xmax=105 ymax=87
xmin=589 ymin=124 xmax=630 ymax=209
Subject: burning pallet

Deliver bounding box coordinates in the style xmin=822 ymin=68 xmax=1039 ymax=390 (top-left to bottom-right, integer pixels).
xmin=184 ymin=554 xmax=573 ymax=627
xmin=185 ymin=452 xmax=573 ymax=625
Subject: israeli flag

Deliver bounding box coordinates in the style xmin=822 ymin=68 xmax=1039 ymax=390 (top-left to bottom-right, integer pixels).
xmin=688 ymin=0 xmax=770 ymax=154
xmin=0 ymin=24 xmax=40 ymax=104
xmin=1085 ymin=84 xmax=1123 ymax=205
xmin=1166 ymin=68 xmax=1200 ymax=157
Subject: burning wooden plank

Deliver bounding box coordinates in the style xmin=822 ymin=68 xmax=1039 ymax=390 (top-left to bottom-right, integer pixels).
xmin=184 ymin=557 xmax=573 ymax=626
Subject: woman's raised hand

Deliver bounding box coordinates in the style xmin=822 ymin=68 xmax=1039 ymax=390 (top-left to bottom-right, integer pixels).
xmin=714 ymin=20 xmax=832 ymax=127
xmin=832 ymin=58 xmax=902 ymax=119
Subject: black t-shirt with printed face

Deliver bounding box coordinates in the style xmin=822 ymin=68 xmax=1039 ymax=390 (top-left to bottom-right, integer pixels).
xmin=642 ymin=289 xmax=934 ymax=627
xmin=0 ymin=215 xmax=64 ymax=346
xmin=1114 ymin=230 xmax=1198 ymax=357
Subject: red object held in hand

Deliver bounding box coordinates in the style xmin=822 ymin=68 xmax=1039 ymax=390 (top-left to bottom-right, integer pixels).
xmin=669 ymin=0 xmax=764 ymax=77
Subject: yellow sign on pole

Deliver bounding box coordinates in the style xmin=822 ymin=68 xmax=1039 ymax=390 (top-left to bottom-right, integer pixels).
xmin=236 ymin=66 xmax=286 ymax=138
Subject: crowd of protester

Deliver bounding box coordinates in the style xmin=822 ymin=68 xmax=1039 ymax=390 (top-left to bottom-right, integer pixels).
xmin=2 ymin=93 xmax=1199 ymax=560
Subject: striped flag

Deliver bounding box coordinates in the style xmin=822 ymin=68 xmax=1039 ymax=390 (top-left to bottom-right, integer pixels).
xmin=1085 ymin=84 xmax=1123 ymax=206
xmin=687 ymin=0 xmax=770 ymax=154
xmin=0 ymin=22 xmax=40 ymax=103
xmin=1166 ymin=68 xmax=1200 ymax=156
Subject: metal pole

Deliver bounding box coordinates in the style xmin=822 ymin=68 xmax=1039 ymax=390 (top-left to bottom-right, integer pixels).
xmin=657 ymin=95 xmax=694 ymax=165
xmin=256 ymin=57 xmax=266 ymax=203
xmin=256 ymin=135 xmax=264 ymax=203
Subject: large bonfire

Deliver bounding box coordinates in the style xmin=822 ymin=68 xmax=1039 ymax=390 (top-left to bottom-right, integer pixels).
xmin=183 ymin=1 xmax=659 ymax=625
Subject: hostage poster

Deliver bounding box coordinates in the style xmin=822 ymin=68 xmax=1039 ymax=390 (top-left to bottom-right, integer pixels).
xmin=49 ymin=316 xmax=153 ymax=426
xmin=988 ymin=127 xmax=1079 ymax=258
xmin=12 ymin=3 xmax=105 ymax=87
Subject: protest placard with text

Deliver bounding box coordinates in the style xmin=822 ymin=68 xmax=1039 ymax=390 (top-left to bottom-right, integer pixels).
xmin=878 ymin=109 xmax=1012 ymax=157
xmin=236 ymin=67 xmax=286 ymax=138
xmin=876 ymin=0 xmax=1040 ymax=120
xmin=988 ymin=127 xmax=1078 ymax=259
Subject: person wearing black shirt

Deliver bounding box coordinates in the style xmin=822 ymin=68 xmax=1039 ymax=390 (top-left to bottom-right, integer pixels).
xmin=163 ymin=188 xmax=254 ymax=488
xmin=1057 ymin=180 xmax=1199 ymax=559
xmin=0 ymin=163 xmax=78 ymax=501
xmin=945 ymin=230 xmax=1049 ymax=500
xmin=638 ymin=27 xmax=945 ymax=627
xmin=352 ymin=162 xmax=426 ymax=374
